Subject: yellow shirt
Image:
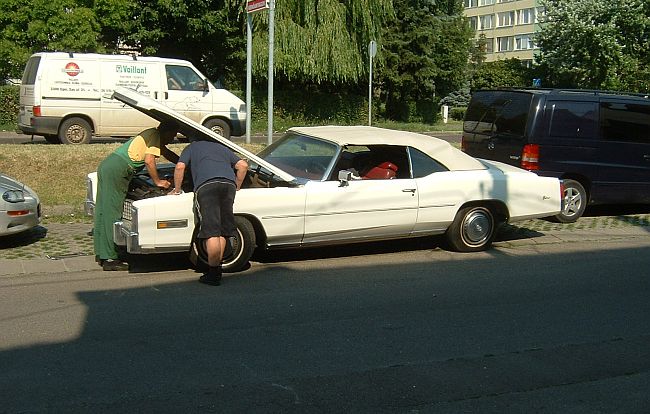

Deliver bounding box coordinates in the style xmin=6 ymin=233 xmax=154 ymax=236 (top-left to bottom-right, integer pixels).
xmin=127 ymin=128 xmax=161 ymax=162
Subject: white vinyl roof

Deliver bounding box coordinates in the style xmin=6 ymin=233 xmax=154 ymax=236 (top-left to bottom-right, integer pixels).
xmin=289 ymin=126 xmax=486 ymax=171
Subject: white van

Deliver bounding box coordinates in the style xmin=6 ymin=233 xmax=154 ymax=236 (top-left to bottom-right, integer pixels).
xmin=18 ymin=52 xmax=246 ymax=144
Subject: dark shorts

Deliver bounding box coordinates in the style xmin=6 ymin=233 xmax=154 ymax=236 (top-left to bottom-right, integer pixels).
xmin=194 ymin=179 xmax=236 ymax=239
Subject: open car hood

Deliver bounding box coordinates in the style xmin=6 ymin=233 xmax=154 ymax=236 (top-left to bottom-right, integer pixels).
xmin=112 ymin=87 xmax=296 ymax=183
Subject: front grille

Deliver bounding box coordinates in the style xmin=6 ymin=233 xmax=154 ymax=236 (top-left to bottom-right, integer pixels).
xmin=122 ymin=199 xmax=134 ymax=221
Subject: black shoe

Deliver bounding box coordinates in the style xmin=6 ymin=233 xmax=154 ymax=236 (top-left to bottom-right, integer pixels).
xmin=199 ymin=267 xmax=222 ymax=286
xmin=102 ymin=259 xmax=129 ymax=271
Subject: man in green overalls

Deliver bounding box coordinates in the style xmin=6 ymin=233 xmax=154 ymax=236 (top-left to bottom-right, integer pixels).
xmin=94 ymin=121 xmax=180 ymax=271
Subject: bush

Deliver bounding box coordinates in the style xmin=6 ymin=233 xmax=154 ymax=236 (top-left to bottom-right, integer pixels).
xmin=0 ymin=85 xmax=19 ymax=128
xmin=449 ymin=107 xmax=466 ymax=121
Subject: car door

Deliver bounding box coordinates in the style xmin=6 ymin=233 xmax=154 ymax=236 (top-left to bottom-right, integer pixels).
xmin=162 ymin=64 xmax=212 ymax=123
xmin=597 ymin=99 xmax=650 ymax=203
xmin=302 ymin=177 xmax=418 ymax=244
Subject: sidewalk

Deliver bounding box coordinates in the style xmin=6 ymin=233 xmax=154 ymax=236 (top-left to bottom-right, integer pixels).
xmin=1 ymin=215 xmax=649 ymax=276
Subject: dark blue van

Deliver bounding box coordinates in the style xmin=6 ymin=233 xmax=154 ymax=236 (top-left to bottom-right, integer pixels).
xmin=462 ymin=89 xmax=650 ymax=222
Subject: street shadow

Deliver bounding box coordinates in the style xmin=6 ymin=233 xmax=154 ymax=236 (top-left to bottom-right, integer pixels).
xmin=0 ymin=225 xmax=47 ymax=249
xmin=2 ymin=244 xmax=650 ymax=412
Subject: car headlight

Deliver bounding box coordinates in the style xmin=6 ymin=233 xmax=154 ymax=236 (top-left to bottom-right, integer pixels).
xmin=2 ymin=190 xmax=25 ymax=203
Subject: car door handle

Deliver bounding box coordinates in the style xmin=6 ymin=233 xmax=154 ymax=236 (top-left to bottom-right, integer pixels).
xmin=644 ymin=154 xmax=650 ymax=161
xmin=402 ymin=189 xmax=416 ymax=193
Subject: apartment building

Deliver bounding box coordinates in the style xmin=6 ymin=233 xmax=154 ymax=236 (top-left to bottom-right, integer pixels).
xmin=464 ymin=0 xmax=543 ymax=64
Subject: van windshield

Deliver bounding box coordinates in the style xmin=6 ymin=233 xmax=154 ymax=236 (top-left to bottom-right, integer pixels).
xmin=464 ymin=91 xmax=532 ymax=137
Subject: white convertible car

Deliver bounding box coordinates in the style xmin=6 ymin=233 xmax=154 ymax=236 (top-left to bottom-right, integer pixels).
xmin=86 ymin=87 xmax=562 ymax=272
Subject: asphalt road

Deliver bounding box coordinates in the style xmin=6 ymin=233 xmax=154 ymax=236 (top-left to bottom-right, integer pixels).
xmin=1 ymin=235 xmax=649 ymax=412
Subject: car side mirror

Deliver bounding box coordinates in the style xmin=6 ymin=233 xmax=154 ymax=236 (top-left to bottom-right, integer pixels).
xmin=338 ymin=170 xmax=352 ymax=187
xmin=202 ymin=79 xmax=209 ymax=92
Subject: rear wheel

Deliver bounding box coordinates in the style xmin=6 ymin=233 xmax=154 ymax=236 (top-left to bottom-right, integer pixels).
xmin=553 ymin=179 xmax=586 ymax=223
xmin=189 ymin=216 xmax=256 ymax=273
xmin=59 ymin=117 xmax=92 ymax=145
xmin=203 ymin=119 xmax=231 ymax=139
xmin=445 ymin=205 xmax=495 ymax=252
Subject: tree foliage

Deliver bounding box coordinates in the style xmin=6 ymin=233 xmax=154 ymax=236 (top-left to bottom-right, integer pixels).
xmin=536 ymin=0 xmax=650 ymax=92
xmin=249 ymin=0 xmax=394 ymax=84
xmin=379 ymin=0 xmax=473 ymax=122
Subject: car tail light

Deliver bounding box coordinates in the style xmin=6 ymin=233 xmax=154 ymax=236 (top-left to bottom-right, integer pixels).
xmin=33 ymin=106 xmax=42 ymax=117
xmin=521 ymin=144 xmax=539 ymax=170
xmin=7 ymin=210 xmax=29 ymax=216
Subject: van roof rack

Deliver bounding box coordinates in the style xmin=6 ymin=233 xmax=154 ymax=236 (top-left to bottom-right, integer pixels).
xmin=486 ymin=87 xmax=649 ymax=100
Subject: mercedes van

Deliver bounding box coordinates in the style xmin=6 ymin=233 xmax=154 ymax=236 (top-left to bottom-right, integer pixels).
xmin=18 ymin=52 xmax=246 ymax=144
xmin=462 ymin=88 xmax=650 ymax=222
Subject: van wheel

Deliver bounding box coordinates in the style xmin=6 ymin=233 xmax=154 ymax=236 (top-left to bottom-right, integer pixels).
xmin=189 ymin=216 xmax=256 ymax=273
xmin=203 ymin=119 xmax=231 ymax=139
xmin=553 ymin=179 xmax=587 ymax=223
xmin=59 ymin=118 xmax=92 ymax=145
xmin=44 ymin=134 xmax=60 ymax=144
xmin=445 ymin=205 xmax=495 ymax=252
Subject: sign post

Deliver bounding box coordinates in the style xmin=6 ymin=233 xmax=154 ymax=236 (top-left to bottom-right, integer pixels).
xmin=245 ymin=0 xmax=271 ymax=144
xmin=368 ymin=40 xmax=377 ymax=126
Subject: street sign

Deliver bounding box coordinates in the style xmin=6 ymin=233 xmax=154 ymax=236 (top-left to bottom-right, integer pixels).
xmin=247 ymin=0 xmax=269 ymax=13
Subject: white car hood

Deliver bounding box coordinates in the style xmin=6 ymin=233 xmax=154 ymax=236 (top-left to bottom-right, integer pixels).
xmin=112 ymin=87 xmax=295 ymax=183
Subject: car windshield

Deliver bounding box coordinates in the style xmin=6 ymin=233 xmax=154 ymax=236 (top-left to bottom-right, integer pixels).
xmin=258 ymin=132 xmax=339 ymax=180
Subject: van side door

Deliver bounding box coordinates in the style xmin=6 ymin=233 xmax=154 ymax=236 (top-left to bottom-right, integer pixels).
xmin=597 ymin=100 xmax=650 ymax=203
xmin=540 ymin=100 xmax=599 ymax=183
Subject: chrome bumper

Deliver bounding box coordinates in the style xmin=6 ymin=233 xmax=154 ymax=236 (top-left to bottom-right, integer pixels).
xmin=113 ymin=220 xmax=142 ymax=254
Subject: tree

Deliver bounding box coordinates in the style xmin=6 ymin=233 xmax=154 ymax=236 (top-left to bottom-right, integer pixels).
xmin=379 ymin=0 xmax=473 ymax=122
xmin=0 ymin=0 xmax=103 ymax=80
xmin=536 ymin=0 xmax=650 ymax=92
xmin=248 ymin=0 xmax=394 ymax=84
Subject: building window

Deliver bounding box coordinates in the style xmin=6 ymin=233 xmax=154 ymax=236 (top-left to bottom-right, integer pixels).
xmin=497 ymin=11 xmax=515 ymax=27
xmin=485 ymin=37 xmax=494 ymax=53
xmin=479 ymin=14 xmax=494 ymax=29
xmin=464 ymin=0 xmax=478 ymax=8
xmin=497 ymin=36 xmax=513 ymax=52
xmin=479 ymin=0 xmax=495 ymax=5
xmin=515 ymin=34 xmax=534 ymax=50
xmin=469 ymin=16 xmax=478 ymax=30
xmin=517 ymin=8 xmax=535 ymax=25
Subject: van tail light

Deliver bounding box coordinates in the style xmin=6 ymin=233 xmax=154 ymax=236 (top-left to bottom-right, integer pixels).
xmin=461 ymin=137 xmax=467 ymax=152
xmin=33 ymin=105 xmax=42 ymax=117
xmin=521 ymin=144 xmax=540 ymax=170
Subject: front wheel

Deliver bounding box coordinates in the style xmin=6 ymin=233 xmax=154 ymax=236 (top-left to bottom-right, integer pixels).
xmin=552 ymin=179 xmax=587 ymax=223
xmin=445 ymin=205 xmax=495 ymax=252
xmin=189 ymin=216 xmax=256 ymax=273
xmin=59 ymin=117 xmax=92 ymax=144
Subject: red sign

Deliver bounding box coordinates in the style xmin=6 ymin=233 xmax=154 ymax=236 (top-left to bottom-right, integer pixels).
xmin=64 ymin=62 xmax=81 ymax=77
xmin=247 ymin=0 xmax=269 ymax=13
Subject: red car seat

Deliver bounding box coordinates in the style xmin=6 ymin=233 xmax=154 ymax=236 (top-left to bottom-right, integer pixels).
xmin=362 ymin=162 xmax=398 ymax=179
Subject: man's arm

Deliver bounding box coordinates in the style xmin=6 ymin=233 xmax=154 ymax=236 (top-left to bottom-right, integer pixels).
xmin=234 ymin=159 xmax=248 ymax=191
xmin=144 ymin=153 xmax=170 ymax=188
xmin=170 ymin=161 xmax=186 ymax=195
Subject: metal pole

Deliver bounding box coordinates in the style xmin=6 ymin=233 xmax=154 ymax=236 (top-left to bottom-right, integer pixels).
xmin=246 ymin=14 xmax=253 ymax=144
xmin=368 ymin=53 xmax=373 ymax=126
xmin=267 ymin=0 xmax=275 ymax=145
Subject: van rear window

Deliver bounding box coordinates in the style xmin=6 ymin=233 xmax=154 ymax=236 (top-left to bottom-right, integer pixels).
xmin=464 ymin=91 xmax=532 ymax=136
xmin=21 ymin=56 xmax=41 ymax=85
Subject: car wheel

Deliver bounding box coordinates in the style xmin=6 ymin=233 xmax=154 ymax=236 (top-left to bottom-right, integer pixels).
xmin=445 ymin=205 xmax=495 ymax=252
xmin=190 ymin=216 xmax=256 ymax=273
xmin=553 ymin=179 xmax=586 ymax=223
xmin=203 ymin=119 xmax=231 ymax=139
xmin=44 ymin=134 xmax=60 ymax=144
xmin=59 ymin=118 xmax=92 ymax=144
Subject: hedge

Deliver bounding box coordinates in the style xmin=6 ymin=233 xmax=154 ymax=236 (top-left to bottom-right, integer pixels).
xmin=0 ymin=85 xmax=19 ymax=128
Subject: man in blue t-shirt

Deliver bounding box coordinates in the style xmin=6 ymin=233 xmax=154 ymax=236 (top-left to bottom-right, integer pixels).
xmin=171 ymin=140 xmax=248 ymax=285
